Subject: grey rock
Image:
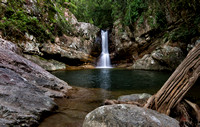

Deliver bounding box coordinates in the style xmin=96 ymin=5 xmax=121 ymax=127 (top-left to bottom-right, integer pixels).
xmin=0 ymin=38 xmax=20 ymax=53
xmin=0 ymin=39 xmax=71 ymax=126
xmin=132 ymin=54 xmax=169 ymax=70
xmin=110 ymin=20 xmax=138 ymax=64
xmin=151 ymin=45 xmax=184 ymax=69
xmin=0 ymin=67 xmax=55 ymax=126
xmin=83 ymin=104 xmax=180 ymax=127
xmin=41 ymin=42 xmax=92 ymax=62
xmin=75 ymin=22 xmax=99 ymax=40
xmin=132 ymin=44 xmax=184 ymax=71
xmin=118 ymin=93 xmax=151 ymax=104
xmin=19 ymin=41 xmax=42 ymax=55
xmin=24 ymin=54 xmax=66 ymax=71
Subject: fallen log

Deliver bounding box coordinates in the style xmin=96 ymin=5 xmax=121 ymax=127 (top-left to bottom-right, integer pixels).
xmin=144 ymin=43 xmax=200 ymax=115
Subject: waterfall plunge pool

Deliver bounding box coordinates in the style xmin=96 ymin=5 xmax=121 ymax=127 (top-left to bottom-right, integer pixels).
xmin=39 ymin=69 xmax=200 ymax=127
xmin=52 ymin=69 xmax=171 ymax=92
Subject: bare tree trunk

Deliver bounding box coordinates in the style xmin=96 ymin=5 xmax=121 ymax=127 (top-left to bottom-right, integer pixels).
xmin=144 ymin=43 xmax=200 ymax=115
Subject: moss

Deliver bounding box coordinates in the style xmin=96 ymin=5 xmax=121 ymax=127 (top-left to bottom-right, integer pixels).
xmin=0 ymin=0 xmax=73 ymax=43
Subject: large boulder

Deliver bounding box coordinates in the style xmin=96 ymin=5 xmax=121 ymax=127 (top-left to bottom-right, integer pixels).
xmin=75 ymin=22 xmax=99 ymax=40
xmin=132 ymin=43 xmax=184 ymax=71
xmin=0 ymin=38 xmax=71 ymax=126
xmin=83 ymin=104 xmax=180 ymax=127
xmin=151 ymin=45 xmax=184 ymax=69
xmin=131 ymin=54 xmax=169 ymax=70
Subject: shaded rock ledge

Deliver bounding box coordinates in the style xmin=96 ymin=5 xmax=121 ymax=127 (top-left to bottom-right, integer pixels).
xmin=0 ymin=38 xmax=71 ymax=126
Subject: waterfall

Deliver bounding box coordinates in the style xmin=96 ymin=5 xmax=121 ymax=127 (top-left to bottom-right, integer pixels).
xmin=97 ymin=30 xmax=112 ymax=68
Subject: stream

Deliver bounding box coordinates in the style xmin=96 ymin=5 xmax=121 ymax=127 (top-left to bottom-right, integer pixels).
xmin=39 ymin=69 xmax=200 ymax=127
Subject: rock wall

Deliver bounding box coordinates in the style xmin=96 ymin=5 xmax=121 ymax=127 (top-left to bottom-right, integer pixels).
xmin=19 ymin=9 xmax=100 ymax=69
xmin=109 ymin=2 xmax=200 ymax=70
xmin=0 ymin=0 xmax=100 ymax=71
xmin=0 ymin=38 xmax=71 ymax=126
xmin=1 ymin=0 xmax=199 ymax=71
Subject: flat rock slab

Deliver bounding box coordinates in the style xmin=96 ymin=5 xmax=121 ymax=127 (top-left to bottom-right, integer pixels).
xmin=0 ymin=38 xmax=71 ymax=126
xmin=83 ymin=104 xmax=180 ymax=127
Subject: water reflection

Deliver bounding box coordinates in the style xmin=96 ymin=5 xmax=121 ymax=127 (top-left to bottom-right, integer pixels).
xmin=52 ymin=69 xmax=171 ymax=94
xmin=98 ymin=69 xmax=111 ymax=99
xmin=99 ymin=69 xmax=111 ymax=90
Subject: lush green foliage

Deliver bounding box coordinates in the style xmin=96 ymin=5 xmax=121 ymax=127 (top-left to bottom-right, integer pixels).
xmin=0 ymin=0 xmax=199 ymax=43
xmin=169 ymin=16 xmax=200 ymax=42
xmin=69 ymin=0 xmax=148 ymax=28
xmin=0 ymin=0 xmax=72 ymax=42
xmin=69 ymin=0 xmax=165 ymax=29
xmin=69 ymin=0 xmax=113 ymax=28
xmin=69 ymin=0 xmax=199 ymax=31
xmin=123 ymin=0 xmax=147 ymax=25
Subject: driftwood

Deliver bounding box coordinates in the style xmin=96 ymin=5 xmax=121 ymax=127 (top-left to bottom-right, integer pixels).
xmin=170 ymin=99 xmax=200 ymax=127
xmin=184 ymin=99 xmax=200 ymax=122
xmin=144 ymin=43 xmax=200 ymax=115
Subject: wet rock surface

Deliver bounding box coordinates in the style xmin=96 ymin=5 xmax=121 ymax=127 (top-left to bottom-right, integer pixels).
xmin=0 ymin=39 xmax=71 ymax=126
xmin=83 ymin=104 xmax=180 ymax=127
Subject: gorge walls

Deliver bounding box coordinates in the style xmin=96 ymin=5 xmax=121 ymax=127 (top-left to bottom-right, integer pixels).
xmin=0 ymin=0 xmax=200 ymax=71
xmin=109 ymin=1 xmax=200 ymax=70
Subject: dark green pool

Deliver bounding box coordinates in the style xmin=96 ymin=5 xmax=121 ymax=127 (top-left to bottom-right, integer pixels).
xmin=52 ymin=69 xmax=171 ymax=94
xmin=52 ymin=69 xmax=200 ymax=104
xmin=39 ymin=69 xmax=199 ymax=127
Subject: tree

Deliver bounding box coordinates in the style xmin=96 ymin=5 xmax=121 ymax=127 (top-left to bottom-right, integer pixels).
xmin=144 ymin=43 xmax=200 ymax=115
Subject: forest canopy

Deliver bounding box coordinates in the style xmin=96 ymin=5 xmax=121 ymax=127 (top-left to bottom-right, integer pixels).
xmin=0 ymin=0 xmax=199 ymax=42
xmin=68 ymin=0 xmax=200 ymax=29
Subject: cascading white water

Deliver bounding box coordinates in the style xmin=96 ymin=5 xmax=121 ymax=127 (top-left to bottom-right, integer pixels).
xmin=97 ymin=30 xmax=112 ymax=68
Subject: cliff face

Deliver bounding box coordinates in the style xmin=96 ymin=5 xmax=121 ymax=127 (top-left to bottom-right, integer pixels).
xmin=0 ymin=0 xmax=200 ymax=71
xmin=110 ymin=1 xmax=200 ymax=70
xmin=0 ymin=0 xmax=100 ymax=70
